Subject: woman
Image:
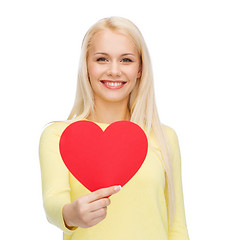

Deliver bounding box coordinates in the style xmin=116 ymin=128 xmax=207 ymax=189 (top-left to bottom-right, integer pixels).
xmin=39 ymin=16 xmax=189 ymax=240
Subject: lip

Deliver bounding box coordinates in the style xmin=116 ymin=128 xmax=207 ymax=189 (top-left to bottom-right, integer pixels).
xmin=100 ymin=80 xmax=127 ymax=89
xmin=101 ymin=80 xmax=126 ymax=83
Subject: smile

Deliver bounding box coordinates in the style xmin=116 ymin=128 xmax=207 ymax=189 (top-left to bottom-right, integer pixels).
xmin=100 ymin=80 xmax=127 ymax=89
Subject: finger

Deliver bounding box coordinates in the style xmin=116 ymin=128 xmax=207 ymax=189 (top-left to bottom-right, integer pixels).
xmin=89 ymin=214 xmax=106 ymax=227
xmin=88 ymin=207 xmax=107 ymax=221
xmin=89 ymin=198 xmax=110 ymax=212
xmin=91 ymin=206 xmax=107 ymax=214
xmin=88 ymin=185 xmax=121 ymax=203
xmin=90 ymin=207 xmax=107 ymax=221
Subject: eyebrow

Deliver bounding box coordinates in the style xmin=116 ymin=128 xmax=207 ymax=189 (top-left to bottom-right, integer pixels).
xmin=94 ymin=52 xmax=136 ymax=57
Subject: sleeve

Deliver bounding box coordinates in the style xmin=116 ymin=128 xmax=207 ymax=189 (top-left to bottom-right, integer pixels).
xmin=163 ymin=126 xmax=190 ymax=240
xmin=38 ymin=122 xmax=78 ymax=234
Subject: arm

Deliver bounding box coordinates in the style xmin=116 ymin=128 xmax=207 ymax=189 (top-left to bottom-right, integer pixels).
xmin=38 ymin=122 xmax=121 ymax=232
xmin=38 ymin=122 xmax=78 ymax=234
xmin=163 ymin=126 xmax=190 ymax=240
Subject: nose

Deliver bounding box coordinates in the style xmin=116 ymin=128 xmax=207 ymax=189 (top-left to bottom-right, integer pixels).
xmin=106 ymin=61 xmax=122 ymax=77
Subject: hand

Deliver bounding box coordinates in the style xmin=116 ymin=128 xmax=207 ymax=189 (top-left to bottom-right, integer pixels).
xmin=62 ymin=185 xmax=121 ymax=229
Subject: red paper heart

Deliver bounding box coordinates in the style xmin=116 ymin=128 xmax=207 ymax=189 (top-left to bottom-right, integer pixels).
xmin=59 ymin=120 xmax=148 ymax=192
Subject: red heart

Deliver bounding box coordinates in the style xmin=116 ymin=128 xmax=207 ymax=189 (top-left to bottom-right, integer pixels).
xmin=59 ymin=120 xmax=148 ymax=192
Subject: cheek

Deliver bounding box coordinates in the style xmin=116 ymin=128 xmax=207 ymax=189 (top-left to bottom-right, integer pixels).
xmin=127 ymin=66 xmax=141 ymax=79
xmin=88 ymin=63 xmax=105 ymax=79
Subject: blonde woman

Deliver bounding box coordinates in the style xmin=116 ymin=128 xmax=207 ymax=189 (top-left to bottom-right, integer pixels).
xmin=39 ymin=16 xmax=189 ymax=240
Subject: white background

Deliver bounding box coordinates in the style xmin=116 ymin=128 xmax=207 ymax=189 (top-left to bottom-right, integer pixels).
xmin=0 ymin=0 xmax=239 ymax=239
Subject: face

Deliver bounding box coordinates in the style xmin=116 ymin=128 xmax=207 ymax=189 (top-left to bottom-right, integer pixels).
xmin=87 ymin=29 xmax=142 ymax=105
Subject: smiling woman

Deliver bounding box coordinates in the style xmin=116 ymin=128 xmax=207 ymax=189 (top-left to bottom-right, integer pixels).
xmin=39 ymin=16 xmax=189 ymax=240
xmin=87 ymin=29 xmax=142 ymax=111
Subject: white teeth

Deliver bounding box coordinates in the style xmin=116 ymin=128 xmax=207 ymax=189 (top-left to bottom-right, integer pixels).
xmin=104 ymin=82 xmax=124 ymax=87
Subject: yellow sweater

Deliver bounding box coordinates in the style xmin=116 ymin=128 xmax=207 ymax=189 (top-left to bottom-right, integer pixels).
xmin=39 ymin=118 xmax=189 ymax=240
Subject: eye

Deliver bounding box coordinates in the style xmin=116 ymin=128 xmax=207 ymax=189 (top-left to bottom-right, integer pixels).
xmin=96 ymin=57 xmax=108 ymax=62
xmin=122 ymin=58 xmax=133 ymax=62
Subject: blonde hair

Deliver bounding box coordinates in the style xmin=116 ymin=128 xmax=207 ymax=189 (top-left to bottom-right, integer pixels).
xmin=67 ymin=16 xmax=175 ymax=227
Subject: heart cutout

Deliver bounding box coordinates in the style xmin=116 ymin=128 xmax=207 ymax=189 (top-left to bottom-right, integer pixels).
xmin=59 ymin=120 xmax=148 ymax=192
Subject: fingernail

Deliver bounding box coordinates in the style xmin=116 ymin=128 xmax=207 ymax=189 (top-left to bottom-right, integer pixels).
xmin=114 ymin=185 xmax=121 ymax=191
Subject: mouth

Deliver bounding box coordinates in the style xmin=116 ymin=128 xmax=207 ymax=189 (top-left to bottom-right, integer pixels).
xmin=100 ymin=80 xmax=127 ymax=88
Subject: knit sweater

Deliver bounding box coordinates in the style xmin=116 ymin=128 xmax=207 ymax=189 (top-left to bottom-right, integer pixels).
xmin=38 ymin=118 xmax=189 ymax=240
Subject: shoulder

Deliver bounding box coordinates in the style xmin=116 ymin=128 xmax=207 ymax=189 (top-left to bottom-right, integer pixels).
xmin=39 ymin=120 xmax=78 ymax=146
xmin=40 ymin=118 xmax=83 ymax=135
xmin=39 ymin=118 xmax=88 ymax=142
xmin=162 ymin=123 xmax=178 ymax=140
xmin=40 ymin=121 xmax=69 ymax=138
xmin=149 ymin=123 xmax=179 ymax=151
xmin=161 ymin=123 xmax=180 ymax=155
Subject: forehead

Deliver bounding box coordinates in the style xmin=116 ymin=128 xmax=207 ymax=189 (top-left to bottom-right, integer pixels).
xmin=89 ymin=29 xmax=138 ymax=55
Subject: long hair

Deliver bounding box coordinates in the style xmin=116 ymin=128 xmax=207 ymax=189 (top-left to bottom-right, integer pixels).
xmin=67 ymin=16 xmax=175 ymax=227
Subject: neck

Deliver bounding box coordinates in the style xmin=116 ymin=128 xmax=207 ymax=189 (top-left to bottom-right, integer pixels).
xmin=87 ymin=97 xmax=131 ymax=124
